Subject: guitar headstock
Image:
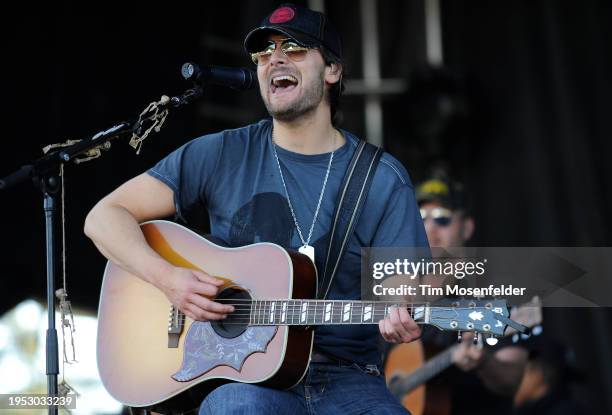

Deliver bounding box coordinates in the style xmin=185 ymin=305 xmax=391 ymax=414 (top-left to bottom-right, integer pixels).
xmin=427 ymin=298 xmax=509 ymax=337
xmin=506 ymin=296 xmax=543 ymax=335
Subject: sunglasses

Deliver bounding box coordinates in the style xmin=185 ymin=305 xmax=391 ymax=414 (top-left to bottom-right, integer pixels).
xmin=420 ymin=207 xmax=453 ymax=227
xmin=250 ymin=38 xmax=310 ymax=66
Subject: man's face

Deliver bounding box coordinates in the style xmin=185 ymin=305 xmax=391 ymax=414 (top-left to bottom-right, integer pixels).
xmin=256 ymin=34 xmax=328 ymax=122
xmin=420 ymin=201 xmax=474 ymax=248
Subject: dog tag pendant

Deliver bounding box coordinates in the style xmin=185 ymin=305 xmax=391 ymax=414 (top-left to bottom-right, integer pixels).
xmin=299 ymin=244 xmax=315 ymax=263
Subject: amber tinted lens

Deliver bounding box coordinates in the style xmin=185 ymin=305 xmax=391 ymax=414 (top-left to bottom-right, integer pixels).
xmin=251 ymin=42 xmax=275 ymax=65
xmin=251 ymin=39 xmax=309 ymax=66
xmin=251 ymin=51 xmax=271 ymax=65
xmin=281 ymin=41 xmax=308 ymax=62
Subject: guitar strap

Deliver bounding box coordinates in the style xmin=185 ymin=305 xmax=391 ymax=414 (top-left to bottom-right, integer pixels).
xmin=319 ymin=140 xmax=382 ymax=299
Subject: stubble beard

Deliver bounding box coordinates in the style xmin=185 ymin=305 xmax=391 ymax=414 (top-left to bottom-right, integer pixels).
xmin=263 ymin=69 xmax=326 ymax=122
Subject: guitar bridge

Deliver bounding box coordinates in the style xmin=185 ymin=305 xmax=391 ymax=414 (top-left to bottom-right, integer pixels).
xmin=168 ymin=305 xmax=184 ymax=348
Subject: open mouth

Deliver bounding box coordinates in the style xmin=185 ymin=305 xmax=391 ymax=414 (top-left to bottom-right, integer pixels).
xmin=270 ymin=75 xmax=299 ymax=94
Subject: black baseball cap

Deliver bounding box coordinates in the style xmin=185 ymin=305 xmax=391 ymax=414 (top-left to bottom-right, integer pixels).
xmin=244 ymin=3 xmax=342 ymax=62
xmin=416 ymin=176 xmax=467 ymax=211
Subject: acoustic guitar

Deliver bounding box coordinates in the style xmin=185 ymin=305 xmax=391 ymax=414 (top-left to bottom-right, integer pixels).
xmin=97 ymin=220 xmax=523 ymax=414
xmin=385 ymin=297 xmax=542 ymax=415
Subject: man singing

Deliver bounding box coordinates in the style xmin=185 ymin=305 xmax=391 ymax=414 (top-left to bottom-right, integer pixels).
xmin=85 ymin=4 xmax=428 ymax=414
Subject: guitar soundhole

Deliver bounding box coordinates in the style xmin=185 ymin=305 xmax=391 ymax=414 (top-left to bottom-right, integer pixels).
xmin=211 ymin=287 xmax=251 ymax=339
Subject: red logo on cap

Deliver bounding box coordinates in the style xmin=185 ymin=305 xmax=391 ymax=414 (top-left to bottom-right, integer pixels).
xmin=269 ymin=6 xmax=295 ymax=23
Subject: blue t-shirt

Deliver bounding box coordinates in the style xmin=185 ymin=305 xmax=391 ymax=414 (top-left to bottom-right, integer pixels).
xmin=148 ymin=118 xmax=429 ymax=366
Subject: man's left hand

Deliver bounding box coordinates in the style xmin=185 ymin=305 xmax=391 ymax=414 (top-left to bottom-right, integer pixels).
xmin=378 ymin=306 xmax=421 ymax=343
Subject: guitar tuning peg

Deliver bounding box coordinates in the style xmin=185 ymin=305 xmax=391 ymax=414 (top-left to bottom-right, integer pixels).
xmin=485 ymin=335 xmax=499 ymax=346
xmin=457 ymin=331 xmax=463 ymax=342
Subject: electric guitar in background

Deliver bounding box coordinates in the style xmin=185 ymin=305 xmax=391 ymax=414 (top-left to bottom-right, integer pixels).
xmin=385 ymin=297 xmax=542 ymax=415
xmin=96 ymin=220 xmax=527 ymax=414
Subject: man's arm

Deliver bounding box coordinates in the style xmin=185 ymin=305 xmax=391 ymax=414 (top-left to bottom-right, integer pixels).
xmin=84 ymin=173 xmax=233 ymax=321
xmin=477 ymin=346 xmax=529 ymax=396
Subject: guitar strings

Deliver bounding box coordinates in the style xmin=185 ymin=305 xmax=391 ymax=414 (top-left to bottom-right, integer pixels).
xmin=170 ymin=298 xmax=499 ymax=324
xmin=171 ymin=307 xmax=495 ymax=326
xmin=172 ymin=307 xmax=473 ymax=317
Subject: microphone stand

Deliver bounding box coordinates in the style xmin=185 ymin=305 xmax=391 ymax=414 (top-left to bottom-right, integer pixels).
xmin=0 ymin=84 xmax=202 ymax=415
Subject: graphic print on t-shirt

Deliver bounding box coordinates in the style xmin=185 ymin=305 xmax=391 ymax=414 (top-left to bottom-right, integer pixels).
xmin=228 ymin=192 xmax=328 ymax=270
xmin=229 ymin=192 xmax=295 ymax=246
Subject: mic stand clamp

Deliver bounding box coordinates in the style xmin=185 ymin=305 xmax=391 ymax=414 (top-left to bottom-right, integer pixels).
xmin=169 ymin=85 xmax=203 ymax=108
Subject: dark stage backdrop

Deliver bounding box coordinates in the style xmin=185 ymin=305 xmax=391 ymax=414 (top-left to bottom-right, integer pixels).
xmin=1 ymin=1 xmax=610 ymax=412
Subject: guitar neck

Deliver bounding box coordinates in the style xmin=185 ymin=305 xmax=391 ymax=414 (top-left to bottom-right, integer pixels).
xmin=394 ymin=345 xmax=457 ymax=394
xmin=247 ymin=299 xmax=430 ymax=326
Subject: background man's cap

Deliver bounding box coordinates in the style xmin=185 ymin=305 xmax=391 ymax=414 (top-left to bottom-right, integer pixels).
xmin=416 ymin=176 xmax=467 ymax=211
xmin=244 ymin=3 xmax=342 ymax=62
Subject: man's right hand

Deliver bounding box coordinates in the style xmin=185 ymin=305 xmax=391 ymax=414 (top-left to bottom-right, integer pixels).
xmin=158 ymin=267 xmax=235 ymax=321
xmin=84 ymin=173 xmax=234 ymax=322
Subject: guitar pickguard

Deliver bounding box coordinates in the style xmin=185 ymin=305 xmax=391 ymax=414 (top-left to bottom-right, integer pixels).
xmin=172 ymin=322 xmax=277 ymax=382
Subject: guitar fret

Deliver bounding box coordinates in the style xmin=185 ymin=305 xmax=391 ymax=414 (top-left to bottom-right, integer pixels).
xmin=258 ymin=300 xmax=262 ymax=325
xmin=310 ymin=301 xmax=315 ymax=325
xmin=253 ymin=300 xmax=258 ymax=325
xmin=324 ymin=302 xmax=332 ymax=323
xmin=281 ymin=301 xmax=287 ymax=324
xmin=332 ymin=302 xmax=337 ymax=324
xmin=309 ymin=300 xmax=315 ymax=325
xmin=343 ymin=302 xmax=351 ymax=322
xmin=311 ymin=301 xmax=315 ymax=325
xmin=320 ymin=301 xmax=325 ymax=324
xmin=301 ymin=302 xmax=308 ymax=323
xmin=274 ymin=300 xmax=279 ymax=323
xmin=359 ymin=302 xmax=363 ymax=323
xmin=248 ymin=301 xmax=251 ymax=325
xmin=364 ymin=304 xmax=372 ymax=322
xmin=260 ymin=300 xmax=264 ymax=325
xmin=269 ymin=301 xmax=276 ymax=324
xmin=262 ymin=300 xmax=266 ymax=325
xmin=319 ymin=301 xmax=325 ymax=324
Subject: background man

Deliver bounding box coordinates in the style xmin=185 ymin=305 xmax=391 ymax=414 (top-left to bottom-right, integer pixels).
xmin=415 ymin=172 xmax=528 ymax=414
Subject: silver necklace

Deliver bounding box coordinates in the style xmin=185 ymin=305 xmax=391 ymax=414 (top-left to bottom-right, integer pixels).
xmin=271 ymin=130 xmax=336 ymax=263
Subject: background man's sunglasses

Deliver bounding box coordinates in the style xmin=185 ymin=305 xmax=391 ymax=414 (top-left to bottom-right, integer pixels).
xmin=420 ymin=207 xmax=453 ymax=226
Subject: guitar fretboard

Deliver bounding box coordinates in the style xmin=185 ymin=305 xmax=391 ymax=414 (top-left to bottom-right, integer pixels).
xmin=247 ymin=300 xmax=428 ymax=326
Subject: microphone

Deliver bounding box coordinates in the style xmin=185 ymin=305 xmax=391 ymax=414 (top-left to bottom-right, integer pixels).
xmin=181 ymin=63 xmax=257 ymax=90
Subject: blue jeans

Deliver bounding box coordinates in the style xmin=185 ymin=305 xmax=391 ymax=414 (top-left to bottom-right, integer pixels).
xmin=199 ymin=362 xmax=409 ymax=415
